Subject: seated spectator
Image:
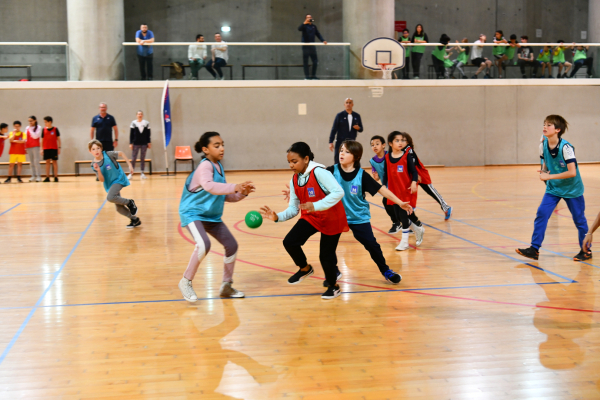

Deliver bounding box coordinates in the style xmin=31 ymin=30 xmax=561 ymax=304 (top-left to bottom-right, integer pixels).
xmin=493 ymin=30 xmax=508 ymax=78
xmin=449 ymin=38 xmax=469 ymax=79
xmin=206 ymin=33 xmax=228 ymax=80
xmin=471 ymin=34 xmax=492 ymax=79
xmin=517 ymin=36 xmax=537 ymax=78
xmin=188 ymin=34 xmax=208 ymax=80
xmin=553 ymin=40 xmax=572 ymax=78
xmin=431 ymin=34 xmax=451 ymax=79
xmin=569 ymin=44 xmax=593 ymax=78
xmin=537 ymin=45 xmax=552 ymax=78
xmin=505 ymin=34 xmax=519 ymax=68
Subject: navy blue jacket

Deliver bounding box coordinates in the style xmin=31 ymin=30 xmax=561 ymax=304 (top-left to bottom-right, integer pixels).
xmin=298 ymin=23 xmax=325 ymax=43
xmin=329 ymin=111 xmax=363 ymax=144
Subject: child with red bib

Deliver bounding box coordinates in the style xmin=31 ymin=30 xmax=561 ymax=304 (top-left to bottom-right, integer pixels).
xmin=402 ymin=132 xmax=452 ymax=220
xmin=0 ymin=123 xmax=8 ymax=158
xmin=382 ymin=131 xmax=426 ymax=251
xmin=4 ymin=121 xmax=27 ymax=183
xmin=260 ymin=142 xmax=348 ymax=300
xmin=40 ymin=116 xmax=61 ymax=182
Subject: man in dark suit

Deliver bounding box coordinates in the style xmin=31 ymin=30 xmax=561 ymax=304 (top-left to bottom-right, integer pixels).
xmin=329 ymin=98 xmax=363 ymax=163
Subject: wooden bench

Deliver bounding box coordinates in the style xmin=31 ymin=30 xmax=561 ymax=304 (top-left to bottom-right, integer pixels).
xmin=160 ymin=64 xmax=233 ymax=80
xmin=241 ymin=64 xmax=313 ymax=80
xmin=74 ymin=159 xmax=152 ymax=176
xmin=0 ymin=65 xmax=32 ymax=81
xmin=0 ymin=160 xmax=55 ymax=176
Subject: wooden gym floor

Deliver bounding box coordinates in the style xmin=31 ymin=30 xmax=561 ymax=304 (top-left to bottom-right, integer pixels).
xmin=1 ymin=165 xmax=599 ymax=399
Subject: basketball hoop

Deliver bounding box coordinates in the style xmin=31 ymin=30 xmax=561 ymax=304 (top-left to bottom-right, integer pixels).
xmin=378 ymin=63 xmax=396 ymax=79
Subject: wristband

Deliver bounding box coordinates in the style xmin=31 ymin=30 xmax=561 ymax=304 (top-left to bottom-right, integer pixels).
xmin=115 ymin=139 xmax=118 ymax=141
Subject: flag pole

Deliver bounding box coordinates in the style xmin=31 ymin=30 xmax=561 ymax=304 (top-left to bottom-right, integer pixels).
xmin=161 ymin=80 xmax=170 ymax=176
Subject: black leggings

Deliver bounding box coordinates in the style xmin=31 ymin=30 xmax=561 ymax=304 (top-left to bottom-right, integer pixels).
xmin=419 ymin=183 xmax=450 ymax=212
xmin=349 ymin=223 xmax=390 ymax=275
xmin=402 ymin=56 xmax=410 ymax=79
xmin=393 ymin=204 xmax=421 ymax=230
xmin=570 ymin=57 xmax=594 ymax=77
xmin=283 ymin=219 xmax=341 ymax=286
xmin=411 ymin=52 xmax=424 ymax=78
xmin=432 ymin=56 xmax=445 ymax=78
xmin=382 ymin=196 xmax=399 ymax=224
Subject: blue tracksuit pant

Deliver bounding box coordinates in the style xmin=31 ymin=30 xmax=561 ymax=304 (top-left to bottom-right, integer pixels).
xmin=531 ymin=193 xmax=588 ymax=250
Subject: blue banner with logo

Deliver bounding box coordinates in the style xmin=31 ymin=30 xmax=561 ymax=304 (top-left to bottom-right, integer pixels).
xmin=161 ymin=81 xmax=172 ymax=149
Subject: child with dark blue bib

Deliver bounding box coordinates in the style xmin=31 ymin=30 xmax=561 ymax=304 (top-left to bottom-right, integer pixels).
xmin=369 ymin=135 xmax=400 ymax=233
xmin=328 ymin=140 xmax=413 ymax=284
xmin=516 ymin=115 xmax=590 ymax=262
xmin=89 ymin=139 xmax=140 ymax=229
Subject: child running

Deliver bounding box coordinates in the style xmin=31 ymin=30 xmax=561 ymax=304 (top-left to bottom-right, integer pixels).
xmin=382 ymin=131 xmax=426 ymax=251
xmin=88 ymin=139 xmax=141 ymax=228
xmin=178 ymin=132 xmax=254 ymax=301
xmin=516 ymin=115 xmax=590 ymax=261
xmin=329 ymin=140 xmax=412 ymax=284
xmin=370 ymin=135 xmax=400 ymax=233
xmin=402 ymin=132 xmax=452 ymax=219
xmin=260 ymin=142 xmax=348 ymax=300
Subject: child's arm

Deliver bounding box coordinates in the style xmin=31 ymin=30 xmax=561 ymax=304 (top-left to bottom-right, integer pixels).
xmin=92 ymin=162 xmax=105 ymax=182
xmin=188 ymin=161 xmax=253 ymax=201
xmin=117 ymin=151 xmax=134 ymax=174
xmin=300 ymin=168 xmax=344 ymax=213
xmin=379 ymin=187 xmax=413 ymax=214
xmin=261 ymin=177 xmax=300 ymax=222
xmin=538 ymin=162 xmax=576 ymax=181
xmin=407 ymin=152 xmax=419 ymax=193
xmin=57 ymin=137 xmax=61 ymax=155
xmin=582 ymin=211 xmax=600 ymax=252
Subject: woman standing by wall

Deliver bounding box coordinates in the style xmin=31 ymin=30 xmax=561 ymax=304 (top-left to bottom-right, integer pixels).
xmin=129 ymin=110 xmax=151 ymax=179
xmin=411 ymin=24 xmax=429 ymax=79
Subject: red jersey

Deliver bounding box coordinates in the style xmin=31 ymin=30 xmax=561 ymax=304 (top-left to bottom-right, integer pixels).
xmin=0 ymin=136 xmax=5 ymax=157
xmin=8 ymin=131 xmax=26 ymax=155
xmin=407 ymin=146 xmax=432 ymax=185
xmin=25 ymin=125 xmax=41 ymax=148
xmin=42 ymin=127 xmax=59 ymax=150
xmin=385 ymin=151 xmax=418 ymax=207
xmin=293 ymin=168 xmax=349 ymax=235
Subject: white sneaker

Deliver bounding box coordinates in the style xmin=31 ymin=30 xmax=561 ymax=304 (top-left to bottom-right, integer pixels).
xmin=36 ymin=177 xmax=41 ymax=182
xmin=220 ymin=282 xmax=244 ymax=298
xmin=219 ymin=76 xmax=225 ymax=80
xmin=29 ymin=178 xmax=35 ymax=182
xmin=413 ymin=224 xmax=425 ymax=246
xmin=127 ymin=173 xmax=133 ymax=180
xmin=396 ymin=232 xmax=410 ymax=251
xmin=178 ymin=277 xmax=198 ymax=302
xmin=140 ymin=173 xmax=147 ymax=180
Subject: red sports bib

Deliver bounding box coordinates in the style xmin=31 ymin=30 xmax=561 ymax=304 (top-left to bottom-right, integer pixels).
xmin=293 ymin=168 xmax=349 ymax=235
xmin=385 ymin=152 xmax=418 ymax=207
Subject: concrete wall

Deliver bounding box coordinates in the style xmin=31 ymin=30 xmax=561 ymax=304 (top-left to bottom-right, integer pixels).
xmin=1 ymin=81 xmax=599 ymax=176
xmin=0 ymin=0 xmax=590 ymax=81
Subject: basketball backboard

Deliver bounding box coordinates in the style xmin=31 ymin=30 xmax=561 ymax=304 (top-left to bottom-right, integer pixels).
xmin=362 ymin=37 xmax=405 ymax=70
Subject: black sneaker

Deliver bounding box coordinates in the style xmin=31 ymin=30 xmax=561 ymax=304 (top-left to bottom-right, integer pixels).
xmin=321 ymin=284 xmax=341 ymax=300
xmin=54 ymin=177 xmax=59 ymax=182
xmin=288 ymin=265 xmax=314 ymax=284
xmin=43 ymin=177 xmax=50 ymax=182
xmin=384 ymin=269 xmax=402 ymax=284
xmin=127 ymin=199 xmax=138 ymax=216
xmin=322 ymin=270 xmax=343 ymax=287
xmin=17 ymin=177 xmax=23 ymax=183
xmin=515 ymin=247 xmax=539 ymax=260
xmin=126 ymin=218 xmax=141 ymax=229
xmin=388 ymin=223 xmax=401 ymax=234
xmin=3 ymin=177 xmax=11 ymax=183
xmin=574 ymin=250 xmax=592 ymax=262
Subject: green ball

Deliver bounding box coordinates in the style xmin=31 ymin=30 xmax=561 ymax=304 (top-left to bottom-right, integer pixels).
xmin=245 ymin=211 xmax=263 ymax=229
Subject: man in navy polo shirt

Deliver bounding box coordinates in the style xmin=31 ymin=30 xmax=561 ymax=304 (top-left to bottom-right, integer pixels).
xmin=136 ymin=24 xmax=155 ymax=80
xmin=298 ymin=14 xmax=327 ymax=80
xmin=90 ymin=103 xmax=119 ymax=151
xmin=329 ymin=98 xmax=363 ymax=163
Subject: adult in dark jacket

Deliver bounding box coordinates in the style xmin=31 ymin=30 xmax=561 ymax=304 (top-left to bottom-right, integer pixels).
xmin=298 ymin=14 xmax=327 ymax=80
xmin=329 ymin=98 xmax=363 ymax=163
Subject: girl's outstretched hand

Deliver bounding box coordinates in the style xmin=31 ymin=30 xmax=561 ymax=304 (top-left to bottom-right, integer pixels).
xmin=299 ymin=202 xmax=315 ymax=213
xmin=282 ymin=183 xmax=291 ymax=202
xmin=241 ymin=182 xmax=256 ymax=196
xmin=260 ymin=205 xmax=278 ymax=221
xmin=235 ymin=181 xmax=254 ymax=194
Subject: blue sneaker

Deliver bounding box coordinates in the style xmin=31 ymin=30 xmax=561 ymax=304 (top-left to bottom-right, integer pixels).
xmin=323 ymin=271 xmax=342 ymax=287
xmin=384 ymin=269 xmax=401 ymax=284
xmin=445 ymin=207 xmax=452 ymax=220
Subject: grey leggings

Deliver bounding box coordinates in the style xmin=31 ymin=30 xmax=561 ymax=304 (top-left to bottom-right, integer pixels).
xmin=449 ymin=60 xmax=466 ymax=78
xmin=185 ymin=220 xmax=238 ymax=282
xmin=107 ymin=183 xmax=132 ymax=219
xmin=26 ymin=147 xmax=41 ymax=179
xmin=131 ymin=145 xmax=148 ymax=172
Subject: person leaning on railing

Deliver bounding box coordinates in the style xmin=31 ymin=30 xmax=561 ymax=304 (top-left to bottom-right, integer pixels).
xmin=569 ymin=43 xmax=594 ymax=78
xmin=398 ymin=29 xmax=411 ymax=79
xmin=517 ymin=36 xmax=537 ymax=78
xmin=410 ymin=24 xmax=428 ymax=79
xmin=135 ymin=24 xmax=155 ymax=81
xmin=188 ymin=34 xmax=208 ymax=80
xmin=431 ymin=34 xmax=451 ymax=79
xmin=298 ymin=14 xmax=327 ymax=80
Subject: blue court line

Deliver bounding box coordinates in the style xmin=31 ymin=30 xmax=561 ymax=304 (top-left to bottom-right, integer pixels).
xmin=0 ymin=203 xmax=20 ymax=216
xmin=0 ymin=200 xmax=106 ymax=366
xmin=0 ymin=281 xmax=564 ymax=311
xmin=417 ymin=205 xmax=600 ymax=270
xmin=368 ymin=201 xmax=576 ymax=283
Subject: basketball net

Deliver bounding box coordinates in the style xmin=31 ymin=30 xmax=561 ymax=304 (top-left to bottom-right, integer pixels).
xmin=378 ymin=63 xmax=395 ymax=79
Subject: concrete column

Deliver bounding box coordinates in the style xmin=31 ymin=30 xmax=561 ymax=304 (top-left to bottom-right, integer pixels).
xmin=67 ymin=0 xmax=125 ymax=80
xmin=589 ymin=0 xmax=600 ymax=77
xmin=343 ymin=0 xmax=395 ymax=79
